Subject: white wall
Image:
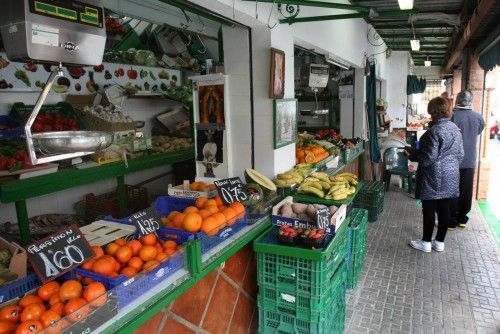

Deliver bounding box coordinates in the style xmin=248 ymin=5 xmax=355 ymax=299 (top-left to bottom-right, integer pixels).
xmin=386 ymin=51 xmax=410 ymax=129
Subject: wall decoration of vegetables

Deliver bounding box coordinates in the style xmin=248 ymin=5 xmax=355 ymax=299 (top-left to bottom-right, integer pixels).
xmin=0 ymin=51 xmax=181 ymax=94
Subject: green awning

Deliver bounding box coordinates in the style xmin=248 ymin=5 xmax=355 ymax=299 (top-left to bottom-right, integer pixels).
xmin=479 ymin=42 xmax=500 ymax=72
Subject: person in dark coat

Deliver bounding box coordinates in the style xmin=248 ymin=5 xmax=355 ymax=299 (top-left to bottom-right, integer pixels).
xmin=406 ymin=97 xmax=464 ymax=252
xmin=448 ymin=90 xmax=485 ymax=229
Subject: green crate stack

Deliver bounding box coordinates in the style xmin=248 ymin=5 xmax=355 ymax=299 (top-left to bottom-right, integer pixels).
xmin=347 ymin=209 xmax=369 ymax=289
xmin=353 ymin=181 xmax=384 ymax=222
xmin=257 ymin=261 xmax=347 ymax=334
xmin=254 ymin=221 xmax=349 ymax=334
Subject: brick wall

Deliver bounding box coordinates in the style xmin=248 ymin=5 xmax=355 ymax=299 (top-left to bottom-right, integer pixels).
xmin=133 ymin=244 xmax=258 ymax=334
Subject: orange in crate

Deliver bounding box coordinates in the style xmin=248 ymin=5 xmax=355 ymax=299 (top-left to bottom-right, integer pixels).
xmin=183 ymin=213 xmax=202 ymax=232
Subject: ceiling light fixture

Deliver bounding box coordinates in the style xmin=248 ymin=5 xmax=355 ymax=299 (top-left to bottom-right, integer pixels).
xmin=398 ymin=0 xmax=414 ymax=10
xmin=410 ymin=18 xmax=420 ymax=51
xmin=410 ymin=39 xmax=420 ymax=51
xmin=425 ymin=56 xmax=431 ymax=66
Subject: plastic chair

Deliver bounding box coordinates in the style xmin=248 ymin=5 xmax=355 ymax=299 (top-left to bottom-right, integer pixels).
xmin=383 ymin=147 xmax=416 ymax=193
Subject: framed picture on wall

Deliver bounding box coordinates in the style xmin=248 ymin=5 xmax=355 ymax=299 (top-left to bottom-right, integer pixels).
xmin=274 ymin=98 xmax=297 ymax=149
xmin=270 ymin=48 xmax=285 ymax=99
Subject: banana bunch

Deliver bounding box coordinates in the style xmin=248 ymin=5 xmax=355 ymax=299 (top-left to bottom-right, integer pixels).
xmin=274 ymin=170 xmax=304 ymax=186
xmin=325 ymin=172 xmax=358 ymax=200
xmin=297 ymin=172 xmax=329 ymax=198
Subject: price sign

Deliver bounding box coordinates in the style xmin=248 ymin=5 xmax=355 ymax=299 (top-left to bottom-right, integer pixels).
xmin=214 ymin=177 xmax=249 ymax=205
xmin=26 ymin=225 xmax=95 ymax=283
xmin=315 ymin=208 xmax=331 ymax=229
xmin=131 ymin=207 xmax=162 ymax=237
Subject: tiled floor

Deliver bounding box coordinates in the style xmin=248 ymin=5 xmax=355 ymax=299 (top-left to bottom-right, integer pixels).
xmin=345 ymin=190 xmax=500 ymax=334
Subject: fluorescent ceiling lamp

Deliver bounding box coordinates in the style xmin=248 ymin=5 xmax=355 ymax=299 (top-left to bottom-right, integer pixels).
xmin=424 ymin=57 xmax=431 ymax=66
xmin=398 ymin=0 xmax=414 ymax=10
xmin=326 ymin=59 xmax=349 ymax=70
xmin=410 ymin=39 xmax=420 ymax=51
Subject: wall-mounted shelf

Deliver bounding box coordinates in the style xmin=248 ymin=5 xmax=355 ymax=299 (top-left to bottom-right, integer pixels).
xmin=0 ymin=148 xmax=195 ymax=245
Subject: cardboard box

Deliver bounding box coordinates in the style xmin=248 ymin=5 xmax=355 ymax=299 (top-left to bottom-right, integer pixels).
xmin=167 ymin=180 xmax=217 ymax=199
xmin=271 ymin=196 xmax=347 ymax=232
xmin=0 ymin=236 xmax=27 ymax=278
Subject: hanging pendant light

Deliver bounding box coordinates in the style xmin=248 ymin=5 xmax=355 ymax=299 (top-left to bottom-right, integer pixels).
xmin=424 ymin=56 xmax=431 ymax=67
xmin=410 ymin=39 xmax=420 ymax=51
xmin=398 ymin=0 xmax=414 ymax=10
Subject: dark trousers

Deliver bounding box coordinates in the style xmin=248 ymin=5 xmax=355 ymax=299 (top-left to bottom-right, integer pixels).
xmin=422 ymin=198 xmax=451 ymax=242
xmin=449 ymin=168 xmax=475 ymax=227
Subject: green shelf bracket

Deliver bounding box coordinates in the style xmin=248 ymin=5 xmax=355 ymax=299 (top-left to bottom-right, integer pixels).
xmin=15 ymin=200 xmax=31 ymax=246
xmin=186 ymin=240 xmax=202 ymax=277
xmin=280 ymin=9 xmax=418 ymax=24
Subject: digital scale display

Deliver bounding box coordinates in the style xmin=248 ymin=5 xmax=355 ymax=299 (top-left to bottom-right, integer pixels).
xmin=311 ymin=66 xmax=329 ymax=75
xmin=29 ymin=0 xmax=103 ymax=27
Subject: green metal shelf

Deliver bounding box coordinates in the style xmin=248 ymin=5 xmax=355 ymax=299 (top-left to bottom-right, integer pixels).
xmin=0 ymin=148 xmax=195 ymax=245
xmin=0 ymin=148 xmax=195 ymax=203
xmin=98 ymin=217 xmax=272 ymax=334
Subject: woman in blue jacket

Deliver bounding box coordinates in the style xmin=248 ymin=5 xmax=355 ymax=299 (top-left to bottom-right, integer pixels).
xmin=406 ymin=97 xmax=464 ymax=252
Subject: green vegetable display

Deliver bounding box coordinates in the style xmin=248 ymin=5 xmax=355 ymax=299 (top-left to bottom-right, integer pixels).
xmin=149 ymin=71 xmax=157 ymax=81
xmin=15 ymin=69 xmax=31 ymax=87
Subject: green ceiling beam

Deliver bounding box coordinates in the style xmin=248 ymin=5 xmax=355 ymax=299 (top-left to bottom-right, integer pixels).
xmin=387 ymin=42 xmax=449 ymax=46
xmin=374 ymin=23 xmax=456 ymax=29
xmin=242 ymin=0 xmax=371 ymax=12
xmin=379 ymin=32 xmax=451 ymax=38
xmin=280 ymin=9 xmax=417 ymax=24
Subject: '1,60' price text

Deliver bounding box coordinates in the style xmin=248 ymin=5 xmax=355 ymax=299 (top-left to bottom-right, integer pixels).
xmin=39 ymin=246 xmax=85 ymax=277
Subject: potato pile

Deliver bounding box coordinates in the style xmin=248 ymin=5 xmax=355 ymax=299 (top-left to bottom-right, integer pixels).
xmin=152 ymin=136 xmax=193 ymax=153
xmin=278 ymin=201 xmax=338 ymax=222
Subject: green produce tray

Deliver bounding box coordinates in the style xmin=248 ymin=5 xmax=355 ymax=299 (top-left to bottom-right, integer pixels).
xmin=353 ymin=181 xmax=384 ymax=222
xmin=257 ymin=259 xmax=347 ymax=322
xmin=347 ymin=209 xmax=368 ymax=289
xmin=293 ymin=181 xmax=364 ymax=206
xmin=255 ymin=222 xmax=348 ymax=298
xmin=258 ymin=292 xmax=344 ymax=334
xmin=10 ymin=102 xmax=86 ymax=130
xmin=349 ymin=209 xmax=369 ymax=252
xmin=254 ymin=217 xmax=349 ymax=261
xmin=347 ymin=245 xmax=366 ymax=289
xmin=353 ymin=181 xmax=385 ymax=207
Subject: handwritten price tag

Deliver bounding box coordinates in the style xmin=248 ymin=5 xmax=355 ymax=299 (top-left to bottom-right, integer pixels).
xmin=131 ymin=207 xmax=162 ymax=237
xmin=26 ymin=225 xmax=95 ymax=283
xmin=315 ymin=208 xmax=331 ymax=229
xmin=214 ymin=177 xmax=248 ymax=205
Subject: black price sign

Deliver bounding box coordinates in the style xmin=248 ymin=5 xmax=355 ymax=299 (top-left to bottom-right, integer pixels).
xmin=131 ymin=207 xmax=162 ymax=237
xmin=316 ymin=208 xmax=331 ymax=229
xmin=214 ymin=177 xmax=248 ymax=205
xmin=26 ymin=225 xmax=95 ymax=283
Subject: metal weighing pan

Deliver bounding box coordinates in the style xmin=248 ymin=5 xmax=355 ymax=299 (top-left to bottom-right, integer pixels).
xmin=33 ymin=131 xmax=113 ymax=155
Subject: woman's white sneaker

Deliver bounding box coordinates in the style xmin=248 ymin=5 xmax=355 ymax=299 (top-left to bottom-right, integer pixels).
xmin=410 ymin=240 xmax=431 ymax=252
xmin=432 ymin=240 xmax=444 ymax=252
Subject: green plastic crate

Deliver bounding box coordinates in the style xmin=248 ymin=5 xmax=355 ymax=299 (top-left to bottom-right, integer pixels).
xmin=257 ymin=261 xmax=347 ymax=322
xmin=353 ymin=181 xmax=384 ymax=222
xmin=258 ymin=266 xmax=346 ymax=334
xmin=255 ymin=221 xmax=349 ymax=297
xmin=347 ymin=209 xmax=368 ymax=289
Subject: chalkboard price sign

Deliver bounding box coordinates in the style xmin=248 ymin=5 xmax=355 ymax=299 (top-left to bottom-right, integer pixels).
xmin=316 ymin=208 xmax=331 ymax=230
xmin=26 ymin=225 xmax=95 ymax=283
xmin=214 ymin=177 xmax=248 ymax=205
xmin=131 ymin=207 xmax=163 ymax=237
